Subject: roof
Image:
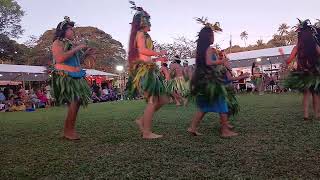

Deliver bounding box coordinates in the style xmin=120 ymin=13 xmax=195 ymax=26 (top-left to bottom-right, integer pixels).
xmin=0 ymin=64 xmax=118 ymax=81
xmin=85 ymin=69 xmax=118 ymax=77
xmin=0 ymin=64 xmax=46 ymax=74
xmin=182 ymin=45 xmax=294 ymax=67
xmin=229 ymin=55 xmax=290 ymax=68
xmin=227 ymin=45 xmax=295 ymax=60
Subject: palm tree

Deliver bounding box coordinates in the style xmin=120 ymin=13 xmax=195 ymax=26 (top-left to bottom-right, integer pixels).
xmin=256 ymin=39 xmax=264 ymax=47
xmin=278 ymin=23 xmax=290 ymax=36
xmin=240 ymin=31 xmax=248 ymax=47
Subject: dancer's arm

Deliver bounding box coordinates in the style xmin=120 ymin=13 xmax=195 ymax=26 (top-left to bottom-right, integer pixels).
xmin=136 ymin=32 xmax=165 ymax=57
xmin=206 ymin=48 xmax=226 ymax=66
xmin=316 ymin=45 xmax=320 ymax=55
xmin=227 ymin=72 xmax=250 ymax=81
xmin=286 ymin=45 xmax=297 ymax=65
xmin=52 ymin=40 xmax=87 ymax=63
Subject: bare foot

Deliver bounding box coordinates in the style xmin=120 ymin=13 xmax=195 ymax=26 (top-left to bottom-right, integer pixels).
xmin=142 ymin=132 xmax=163 ymax=139
xmin=226 ymin=123 xmax=234 ymax=129
xmin=220 ymin=127 xmax=238 ymax=138
xmin=63 ymin=131 xmax=80 ymax=140
xmin=187 ymin=128 xmax=203 ymax=136
xmin=135 ymin=117 xmax=143 ymax=133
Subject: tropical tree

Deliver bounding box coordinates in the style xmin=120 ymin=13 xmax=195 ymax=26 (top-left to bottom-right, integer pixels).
xmin=30 ymin=27 xmax=126 ymax=73
xmin=0 ymin=0 xmax=25 ymax=38
xmin=277 ymin=23 xmax=290 ymax=36
xmin=256 ymin=39 xmax=264 ymax=47
xmin=240 ymin=31 xmax=248 ymax=46
xmin=153 ymin=36 xmax=196 ymax=60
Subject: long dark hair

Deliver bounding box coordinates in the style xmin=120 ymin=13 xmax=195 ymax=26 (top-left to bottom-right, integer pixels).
xmin=195 ymin=27 xmax=213 ymax=69
xmin=128 ymin=14 xmax=143 ymax=65
xmin=191 ymin=27 xmax=213 ymax=93
xmin=297 ymin=28 xmax=319 ymax=71
xmin=251 ymin=62 xmax=256 ymax=75
xmin=53 ymin=21 xmax=75 ymax=41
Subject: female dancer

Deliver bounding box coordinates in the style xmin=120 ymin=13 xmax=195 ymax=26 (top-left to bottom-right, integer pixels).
xmin=251 ymin=62 xmax=264 ymax=95
xmin=187 ymin=18 xmax=239 ymax=137
xmin=285 ymin=19 xmax=320 ymax=120
xmin=51 ymin=16 xmax=94 ymax=140
xmin=127 ymin=2 xmax=167 ymax=139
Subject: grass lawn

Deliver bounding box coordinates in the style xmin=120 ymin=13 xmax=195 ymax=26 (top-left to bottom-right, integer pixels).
xmin=1 ymin=93 xmax=320 ymax=179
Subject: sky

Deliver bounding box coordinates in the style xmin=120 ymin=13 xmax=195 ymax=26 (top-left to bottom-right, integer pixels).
xmin=15 ymin=0 xmax=320 ymax=49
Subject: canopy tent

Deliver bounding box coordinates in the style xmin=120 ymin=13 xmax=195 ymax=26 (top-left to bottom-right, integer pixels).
xmin=0 ymin=64 xmax=119 ymax=81
xmin=0 ymin=64 xmax=47 ymax=81
xmin=84 ymin=69 xmax=118 ymax=77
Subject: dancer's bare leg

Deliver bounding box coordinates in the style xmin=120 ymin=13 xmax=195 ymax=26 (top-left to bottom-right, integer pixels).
xmin=141 ymin=95 xmax=169 ymax=139
xmin=188 ymin=111 xmax=206 ymax=136
xmin=136 ymin=95 xmax=168 ymax=134
xmin=220 ymin=113 xmax=238 ymax=137
xmin=64 ymin=100 xmax=81 ymax=140
xmin=303 ymin=90 xmax=310 ymax=120
xmin=173 ymin=92 xmax=182 ymax=106
xmin=312 ymin=93 xmax=320 ymax=118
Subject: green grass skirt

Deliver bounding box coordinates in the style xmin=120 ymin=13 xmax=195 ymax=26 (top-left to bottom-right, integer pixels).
xmin=167 ymin=77 xmax=190 ymax=97
xmin=126 ymin=61 xmax=166 ymax=100
xmin=284 ymin=71 xmax=320 ymax=93
xmin=191 ymin=66 xmax=240 ymax=116
xmin=51 ymin=71 xmax=91 ymax=106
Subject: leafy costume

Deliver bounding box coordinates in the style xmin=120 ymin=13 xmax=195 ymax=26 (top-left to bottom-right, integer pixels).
xmin=284 ymin=19 xmax=320 ymax=93
xmin=50 ymin=17 xmax=91 ymax=106
xmin=126 ymin=2 xmax=166 ymax=101
xmin=167 ymin=58 xmax=190 ymax=98
xmin=191 ymin=18 xmax=239 ymax=116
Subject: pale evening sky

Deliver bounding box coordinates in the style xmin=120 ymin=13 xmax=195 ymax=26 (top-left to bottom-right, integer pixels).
xmin=16 ymin=0 xmax=320 ymax=49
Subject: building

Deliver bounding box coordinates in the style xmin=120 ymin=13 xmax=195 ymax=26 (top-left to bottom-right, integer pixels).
xmin=183 ymin=45 xmax=294 ymax=76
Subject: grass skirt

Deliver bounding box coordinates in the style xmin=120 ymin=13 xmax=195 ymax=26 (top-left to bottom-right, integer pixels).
xmin=51 ymin=70 xmax=91 ymax=106
xmin=126 ymin=61 xmax=166 ymax=100
xmin=284 ymin=70 xmax=320 ymax=93
xmin=167 ymin=77 xmax=190 ymax=97
xmin=191 ymin=66 xmax=240 ymax=116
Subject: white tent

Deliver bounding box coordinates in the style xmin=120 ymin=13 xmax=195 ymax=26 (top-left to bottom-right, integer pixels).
xmin=84 ymin=69 xmax=118 ymax=77
xmin=0 ymin=64 xmax=118 ymax=81
xmin=181 ymin=45 xmax=295 ymax=65
xmin=0 ymin=64 xmax=47 ymax=81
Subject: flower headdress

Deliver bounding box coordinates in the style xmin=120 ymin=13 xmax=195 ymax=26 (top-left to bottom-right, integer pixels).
xmin=195 ymin=17 xmax=222 ymax=32
xmin=129 ymin=1 xmax=151 ymax=27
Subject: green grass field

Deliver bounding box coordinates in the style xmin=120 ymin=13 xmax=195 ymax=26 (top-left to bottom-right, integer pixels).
xmin=1 ymin=94 xmax=320 ymax=179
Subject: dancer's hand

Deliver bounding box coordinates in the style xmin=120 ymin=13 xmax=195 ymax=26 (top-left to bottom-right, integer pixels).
xmin=84 ymin=48 xmax=96 ymax=56
xmin=75 ymin=44 xmax=88 ymax=51
xmin=157 ymin=50 xmax=167 ymax=56
xmin=155 ymin=57 xmax=168 ymax=62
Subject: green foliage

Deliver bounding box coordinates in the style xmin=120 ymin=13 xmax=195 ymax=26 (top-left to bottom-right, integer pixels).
xmin=0 ymin=0 xmax=24 ymax=38
xmin=0 ymin=34 xmax=28 ymax=64
xmin=51 ymin=71 xmax=91 ymax=106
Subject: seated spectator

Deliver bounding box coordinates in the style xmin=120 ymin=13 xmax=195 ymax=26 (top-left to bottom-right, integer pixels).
xmin=8 ymin=89 xmax=17 ymax=99
xmin=36 ymin=89 xmax=48 ymax=108
xmin=8 ymin=99 xmax=26 ymax=112
xmin=29 ymin=89 xmax=40 ymax=106
xmin=100 ymin=86 xmax=110 ymax=102
xmin=0 ymin=90 xmax=6 ymax=102
xmin=45 ymin=84 xmax=54 ymax=106
xmin=91 ymin=92 xmax=101 ymax=103
xmin=0 ymin=101 xmax=7 ymax=112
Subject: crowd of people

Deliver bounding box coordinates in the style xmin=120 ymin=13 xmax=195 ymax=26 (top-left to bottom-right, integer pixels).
xmin=0 ymin=81 xmax=121 ymax=112
xmin=0 ymin=84 xmax=53 ymax=112
xmin=90 ymin=81 xmax=120 ymax=103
